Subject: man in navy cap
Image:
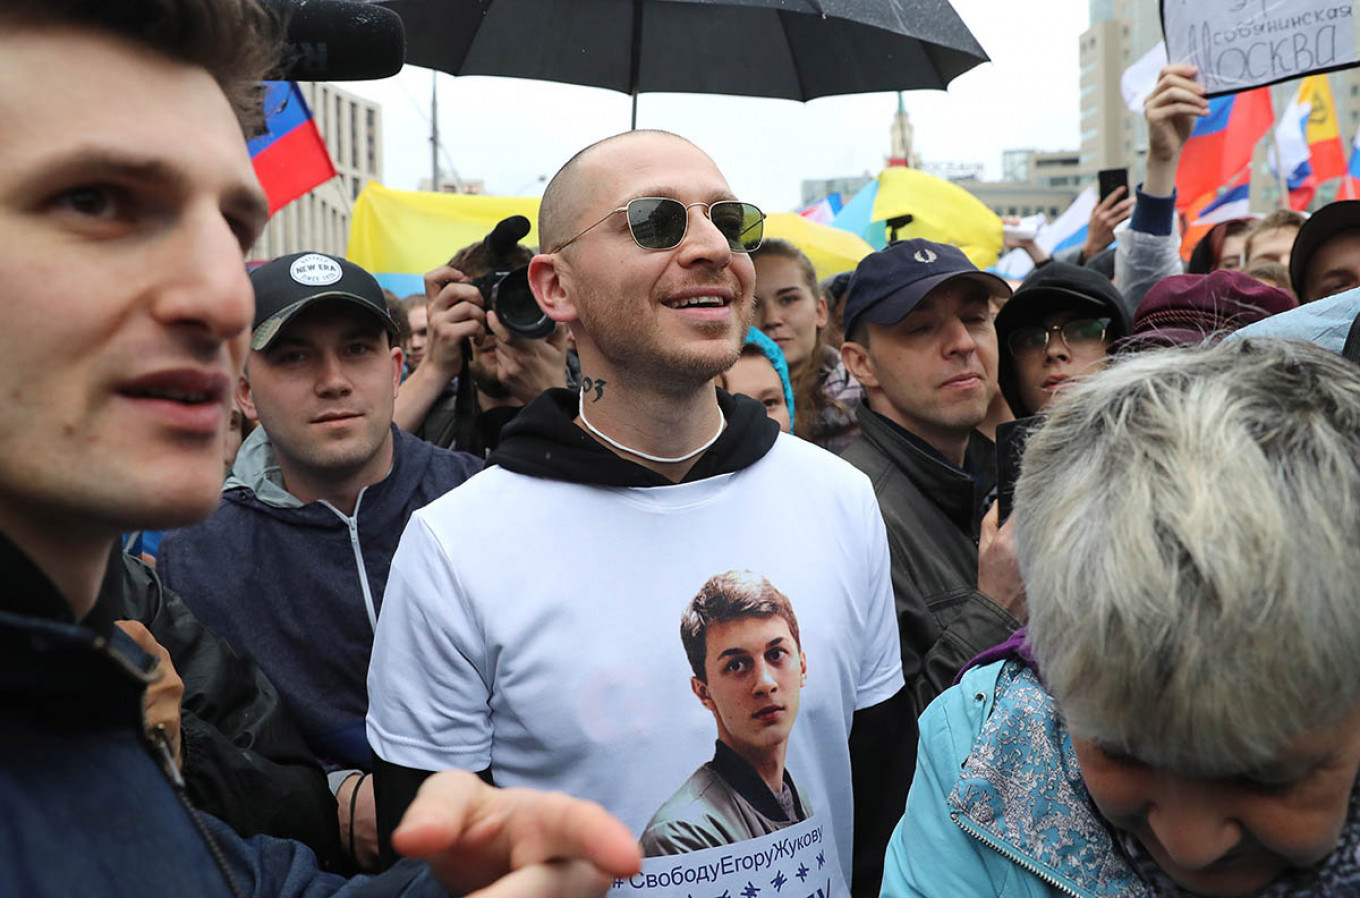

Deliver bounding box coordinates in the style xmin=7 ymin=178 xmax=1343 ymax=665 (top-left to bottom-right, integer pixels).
xmin=159 ymin=252 xmax=484 ymax=869
xmin=839 ymin=240 xmax=1026 ymax=714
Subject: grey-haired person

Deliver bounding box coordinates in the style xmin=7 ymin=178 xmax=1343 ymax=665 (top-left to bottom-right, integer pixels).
xmin=884 ymin=338 xmax=1360 ymax=897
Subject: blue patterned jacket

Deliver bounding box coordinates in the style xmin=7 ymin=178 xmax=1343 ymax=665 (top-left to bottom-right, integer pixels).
xmin=883 ymin=659 xmax=1360 ymax=898
xmin=881 ymin=660 xmax=1149 ymax=898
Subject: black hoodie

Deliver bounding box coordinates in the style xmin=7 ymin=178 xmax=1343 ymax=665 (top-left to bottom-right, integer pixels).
xmin=489 ymin=386 xmax=779 ymax=486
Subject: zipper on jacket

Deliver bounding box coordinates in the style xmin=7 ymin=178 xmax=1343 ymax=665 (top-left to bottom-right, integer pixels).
xmin=96 ymin=634 xmax=248 ymax=898
xmin=321 ymin=492 xmax=378 ymax=630
xmin=148 ymin=726 xmax=248 ymax=898
xmin=952 ymin=811 xmax=1091 ymax=898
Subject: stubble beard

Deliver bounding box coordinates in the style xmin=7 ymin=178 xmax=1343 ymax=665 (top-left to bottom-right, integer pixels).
xmin=580 ymin=289 xmax=750 ymax=398
xmin=264 ymin=411 xmax=391 ymax=491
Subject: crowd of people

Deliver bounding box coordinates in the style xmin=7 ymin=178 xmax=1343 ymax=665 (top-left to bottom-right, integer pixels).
xmin=9 ymin=2 xmax=1360 ymax=897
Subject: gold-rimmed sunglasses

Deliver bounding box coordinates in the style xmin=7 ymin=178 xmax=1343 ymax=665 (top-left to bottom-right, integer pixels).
xmin=551 ymin=196 xmax=765 ymax=254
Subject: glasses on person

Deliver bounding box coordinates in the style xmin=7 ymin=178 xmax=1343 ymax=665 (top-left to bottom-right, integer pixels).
xmin=550 ymin=197 xmax=765 ymax=254
xmin=1007 ymin=318 xmax=1111 ymax=357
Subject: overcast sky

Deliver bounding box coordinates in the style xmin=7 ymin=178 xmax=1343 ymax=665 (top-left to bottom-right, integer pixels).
xmin=343 ymin=0 xmax=1091 ymax=212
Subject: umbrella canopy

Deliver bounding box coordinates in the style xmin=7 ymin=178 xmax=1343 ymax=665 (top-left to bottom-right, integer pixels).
xmin=382 ymin=0 xmax=989 ymax=122
xmin=831 ymin=167 xmax=1003 ymax=269
xmin=347 ymin=182 xmax=541 ymax=295
xmin=345 ymin=184 xmax=871 ymax=294
xmin=764 ymin=212 xmax=873 ymax=280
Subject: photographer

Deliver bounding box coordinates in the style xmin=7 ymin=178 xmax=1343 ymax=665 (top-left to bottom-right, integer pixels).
xmin=394 ymin=219 xmax=571 ymax=456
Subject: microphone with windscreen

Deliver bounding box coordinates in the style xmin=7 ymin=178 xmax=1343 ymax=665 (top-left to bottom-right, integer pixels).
xmin=484 ymin=216 xmax=533 ymax=259
xmin=264 ymin=0 xmax=406 ymax=82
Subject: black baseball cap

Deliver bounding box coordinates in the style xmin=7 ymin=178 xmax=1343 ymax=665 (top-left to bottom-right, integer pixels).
xmin=248 ymin=252 xmax=398 ymax=351
xmin=998 ymin=261 xmax=1130 ymax=334
xmin=843 ymin=239 xmax=1011 ymax=336
xmin=1289 ymin=201 xmax=1358 ymax=299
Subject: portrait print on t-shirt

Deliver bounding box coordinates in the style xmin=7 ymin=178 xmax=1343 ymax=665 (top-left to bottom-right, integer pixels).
xmin=641 ymin=570 xmax=814 ymax=857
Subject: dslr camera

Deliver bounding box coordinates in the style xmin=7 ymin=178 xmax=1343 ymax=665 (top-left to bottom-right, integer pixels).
xmin=468 ymin=215 xmax=554 ymax=339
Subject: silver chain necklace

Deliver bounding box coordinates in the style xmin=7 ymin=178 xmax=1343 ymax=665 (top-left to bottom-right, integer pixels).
xmin=577 ymin=391 xmax=726 ymax=465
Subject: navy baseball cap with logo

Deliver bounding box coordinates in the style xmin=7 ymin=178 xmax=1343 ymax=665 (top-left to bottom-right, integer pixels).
xmin=843 ymin=239 xmax=1012 ymax=336
xmin=248 ymin=252 xmax=398 ymax=351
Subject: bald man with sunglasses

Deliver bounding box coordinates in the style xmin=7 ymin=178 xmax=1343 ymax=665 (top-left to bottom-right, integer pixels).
xmin=367 ymin=130 xmax=914 ymax=897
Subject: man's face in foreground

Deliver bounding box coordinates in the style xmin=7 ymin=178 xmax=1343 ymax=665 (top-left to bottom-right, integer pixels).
xmin=693 ymin=615 xmax=806 ymax=764
xmin=550 ymin=134 xmax=756 ymax=390
xmin=0 ymin=26 xmax=265 ymax=536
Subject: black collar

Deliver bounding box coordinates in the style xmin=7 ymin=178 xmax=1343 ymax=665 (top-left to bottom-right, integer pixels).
xmin=707 ymin=740 xmax=805 ymax=822
xmin=872 ymin=411 xmax=968 ymax=474
xmin=0 ymin=528 xmax=77 ymax=624
xmin=0 ymin=528 xmax=123 ymax=638
xmin=489 ymin=388 xmax=779 ymax=487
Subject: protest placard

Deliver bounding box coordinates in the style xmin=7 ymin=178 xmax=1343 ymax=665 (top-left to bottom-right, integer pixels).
xmin=1161 ymin=0 xmax=1360 ymax=95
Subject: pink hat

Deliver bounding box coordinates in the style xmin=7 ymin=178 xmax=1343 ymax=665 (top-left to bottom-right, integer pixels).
xmin=1115 ymin=270 xmax=1298 ymax=353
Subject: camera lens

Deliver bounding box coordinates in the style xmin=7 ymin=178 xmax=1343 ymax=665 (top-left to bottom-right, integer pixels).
xmin=492 ymin=268 xmax=555 ymax=339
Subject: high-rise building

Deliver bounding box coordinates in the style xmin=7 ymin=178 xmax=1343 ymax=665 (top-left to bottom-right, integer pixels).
xmin=1080 ymin=0 xmax=1161 ymax=183
xmin=248 ymin=82 xmax=383 ymax=262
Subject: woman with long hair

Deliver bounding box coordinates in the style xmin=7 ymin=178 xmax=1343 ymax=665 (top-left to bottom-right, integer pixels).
xmin=752 ymin=240 xmax=861 ymax=452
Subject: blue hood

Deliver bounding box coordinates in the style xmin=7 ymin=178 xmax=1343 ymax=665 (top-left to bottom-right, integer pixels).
xmin=1227 ymin=286 xmax=1360 ymax=352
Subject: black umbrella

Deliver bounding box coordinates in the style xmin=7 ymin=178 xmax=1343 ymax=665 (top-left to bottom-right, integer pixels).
xmin=380 ymin=0 xmax=990 ymax=127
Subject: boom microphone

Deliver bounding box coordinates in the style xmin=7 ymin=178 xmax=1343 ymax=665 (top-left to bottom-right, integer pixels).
xmin=265 ymin=0 xmax=407 ymax=82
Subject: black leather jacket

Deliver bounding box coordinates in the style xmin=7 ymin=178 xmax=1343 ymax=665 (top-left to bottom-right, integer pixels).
xmin=841 ymin=406 xmax=1021 ymax=714
xmin=92 ymin=553 xmax=344 ymax=870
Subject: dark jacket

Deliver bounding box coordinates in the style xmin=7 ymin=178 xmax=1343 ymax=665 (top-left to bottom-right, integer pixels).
xmin=841 ymin=405 xmax=1020 ymax=714
xmin=0 ymin=533 xmax=441 ymax=898
xmin=411 ymin=377 xmax=520 ymax=458
xmin=640 ymin=741 xmax=812 ymax=857
xmin=93 ymin=551 xmax=342 ymax=869
xmin=159 ymin=425 xmax=482 ymax=770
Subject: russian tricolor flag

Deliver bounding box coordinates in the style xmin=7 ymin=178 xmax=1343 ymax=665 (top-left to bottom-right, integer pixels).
xmin=248 ymin=82 xmax=337 ymax=215
xmin=1342 ymin=126 xmax=1360 ymax=200
xmin=1176 ymin=88 xmax=1274 ymax=210
xmin=1191 ymin=171 xmax=1251 ymax=226
xmin=1271 ymin=97 xmax=1318 ymax=210
xmin=799 ymin=193 xmax=843 ymax=225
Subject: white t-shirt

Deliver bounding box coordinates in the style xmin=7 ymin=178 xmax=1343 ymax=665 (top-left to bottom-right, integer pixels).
xmin=368 ymin=433 xmax=902 ymax=891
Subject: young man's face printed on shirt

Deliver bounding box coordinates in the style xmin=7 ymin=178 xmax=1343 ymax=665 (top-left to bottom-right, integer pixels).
xmin=692 ymin=615 xmax=807 ymax=761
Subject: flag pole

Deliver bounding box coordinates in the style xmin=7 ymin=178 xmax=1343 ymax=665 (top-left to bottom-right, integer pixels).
xmin=431 ymin=71 xmax=440 ymax=191
xmin=1270 ymin=98 xmax=1290 ymax=210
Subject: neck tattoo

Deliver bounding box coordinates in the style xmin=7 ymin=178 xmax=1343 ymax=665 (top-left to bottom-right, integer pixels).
xmin=577 ymin=390 xmax=726 ymax=465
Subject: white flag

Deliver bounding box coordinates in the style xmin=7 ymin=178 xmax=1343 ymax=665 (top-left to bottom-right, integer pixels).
xmin=1268 ymin=94 xmax=1313 ymax=185
xmin=994 ymin=187 xmax=1099 ymax=279
xmin=1122 ymin=42 xmax=1167 ymax=115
